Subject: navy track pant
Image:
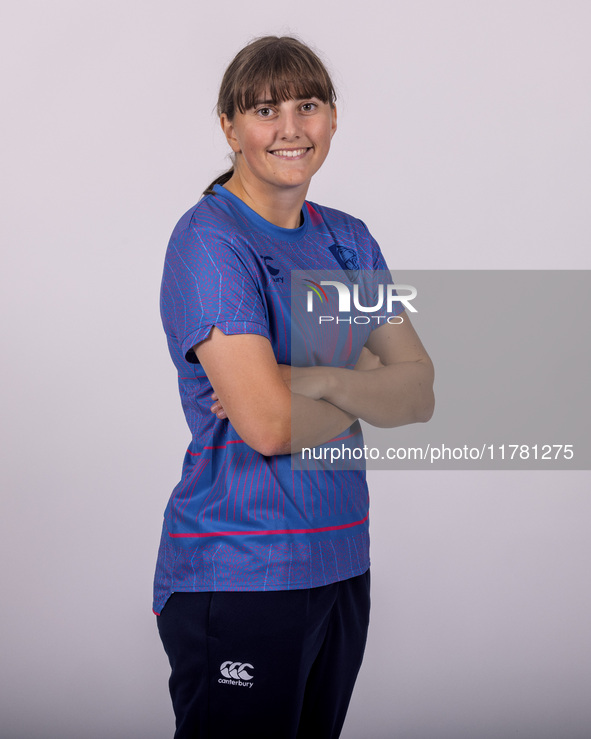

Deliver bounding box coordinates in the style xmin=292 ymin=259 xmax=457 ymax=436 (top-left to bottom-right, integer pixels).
xmin=157 ymin=569 xmax=370 ymax=739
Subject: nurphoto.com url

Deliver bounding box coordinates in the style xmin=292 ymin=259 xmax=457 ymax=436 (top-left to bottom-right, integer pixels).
xmin=300 ymin=443 xmax=575 ymax=465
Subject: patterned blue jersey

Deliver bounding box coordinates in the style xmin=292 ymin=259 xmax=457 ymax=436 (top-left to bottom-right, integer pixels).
xmin=153 ymin=185 xmax=391 ymax=614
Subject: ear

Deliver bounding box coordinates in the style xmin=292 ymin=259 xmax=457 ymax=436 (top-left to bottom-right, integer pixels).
xmin=330 ymin=105 xmax=337 ymax=138
xmin=220 ymin=114 xmax=241 ymax=153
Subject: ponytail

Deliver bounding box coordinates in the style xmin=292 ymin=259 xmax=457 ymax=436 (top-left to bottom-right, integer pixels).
xmin=203 ymin=167 xmax=234 ymax=197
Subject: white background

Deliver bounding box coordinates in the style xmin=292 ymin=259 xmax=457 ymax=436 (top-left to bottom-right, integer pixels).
xmin=1 ymin=1 xmax=590 ymax=737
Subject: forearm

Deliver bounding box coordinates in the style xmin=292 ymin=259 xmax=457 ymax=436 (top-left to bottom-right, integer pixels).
xmin=200 ymin=328 xmax=431 ymax=455
xmin=292 ymin=361 xmax=434 ymax=428
xmin=325 ymin=362 xmax=434 ymax=427
xmin=207 ymin=363 xmax=357 ymax=456
xmin=288 ymin=393 xmax=357 ymax=454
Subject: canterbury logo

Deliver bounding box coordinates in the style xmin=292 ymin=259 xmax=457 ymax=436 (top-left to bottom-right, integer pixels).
xmin=260 ymin=255 xmax=280 ymax=276
xmin=220 ymin=661 xmax=254 ymax=681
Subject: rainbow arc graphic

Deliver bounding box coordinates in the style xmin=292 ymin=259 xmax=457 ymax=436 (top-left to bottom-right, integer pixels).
xmin=303 ymin=279 xmax=328 ymax=303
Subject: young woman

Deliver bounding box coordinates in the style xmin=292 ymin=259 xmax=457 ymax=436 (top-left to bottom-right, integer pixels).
xmin=155 ymin=35 xmax=434 ymax=739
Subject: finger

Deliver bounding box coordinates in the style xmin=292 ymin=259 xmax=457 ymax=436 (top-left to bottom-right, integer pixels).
xmin=210 ymin=402 xmax=227 ymax=419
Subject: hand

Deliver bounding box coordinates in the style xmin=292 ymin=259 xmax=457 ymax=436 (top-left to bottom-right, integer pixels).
xmin=276 ymin=364 xmax=322 ymax=391
xmin=210 ymin=392 xmax=227 ymax=419
xmin=278 ymin=364 xmax=332 ymax=400
xmin=354 ymin=347 xmax=385 ymax=372
xmin=289 ymin=372 xmax=330 ymax=401
xmin=288 ymin=350 xmax=384 ymax=403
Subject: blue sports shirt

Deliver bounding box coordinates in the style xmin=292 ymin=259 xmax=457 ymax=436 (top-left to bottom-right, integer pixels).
xmin=153 ymin=185 xmax=393 ymax=614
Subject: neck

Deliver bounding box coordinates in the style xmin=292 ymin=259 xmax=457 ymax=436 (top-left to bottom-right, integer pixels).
xmin=223 ymin=171 xmax=308 ymax=229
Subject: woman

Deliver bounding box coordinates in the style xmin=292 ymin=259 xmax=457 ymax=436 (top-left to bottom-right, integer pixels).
xmin=155 ymin=35 xmax=434 ymax=739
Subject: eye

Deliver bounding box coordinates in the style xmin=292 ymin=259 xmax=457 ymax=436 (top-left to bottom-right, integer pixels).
xmin=255 ymin=106 xmax=275 ymax=118
xmin=300 ymin=102 xmax=318 ymax=113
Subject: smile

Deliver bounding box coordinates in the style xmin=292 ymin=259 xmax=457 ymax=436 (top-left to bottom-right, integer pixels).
xmin=269 ymin=148 xmax=311 ymax=159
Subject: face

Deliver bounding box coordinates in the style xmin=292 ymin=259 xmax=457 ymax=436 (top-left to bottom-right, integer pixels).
xmin=220 ymin=94 xmax=337 ymax=195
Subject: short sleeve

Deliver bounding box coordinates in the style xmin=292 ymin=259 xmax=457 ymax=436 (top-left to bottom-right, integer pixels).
xmin=367 ymin=230 xmax=391 ymax=273
xmin=160 ymin=222 xmax=270 ymax=364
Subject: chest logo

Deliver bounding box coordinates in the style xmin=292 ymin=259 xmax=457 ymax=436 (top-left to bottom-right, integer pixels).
xmin=260 ymin=255 xmax=284 ymax=283
xmin=329 ymin=245 xmax=360 ymax=281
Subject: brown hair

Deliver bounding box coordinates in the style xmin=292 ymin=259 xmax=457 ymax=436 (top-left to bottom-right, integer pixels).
xmin=204 ymin=36 xmax=337 ymax=195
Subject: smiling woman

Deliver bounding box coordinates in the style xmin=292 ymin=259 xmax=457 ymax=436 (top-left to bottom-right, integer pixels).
xmin=205 ymin=36 xmax=338 ymax=228
xmin=219 ymin=95 xmax=336 ymax=221
xmin=155 ymin=35 xmax=433 ymax=739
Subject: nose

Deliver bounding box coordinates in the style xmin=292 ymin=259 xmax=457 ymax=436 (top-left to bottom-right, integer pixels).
xmin=278 ymin=106 xmax=301 ymax=140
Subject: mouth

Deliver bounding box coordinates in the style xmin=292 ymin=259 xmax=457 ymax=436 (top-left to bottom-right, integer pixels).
xmin=268 ymin=147 xmax=311 ymax=160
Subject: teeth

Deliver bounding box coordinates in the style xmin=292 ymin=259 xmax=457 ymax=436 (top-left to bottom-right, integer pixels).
xmin=272 ymin=148 xmax=307 ymax=158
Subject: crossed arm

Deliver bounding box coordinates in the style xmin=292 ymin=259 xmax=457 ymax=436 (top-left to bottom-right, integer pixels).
xmin=194 ymin=312 xmax=434 ymax=456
